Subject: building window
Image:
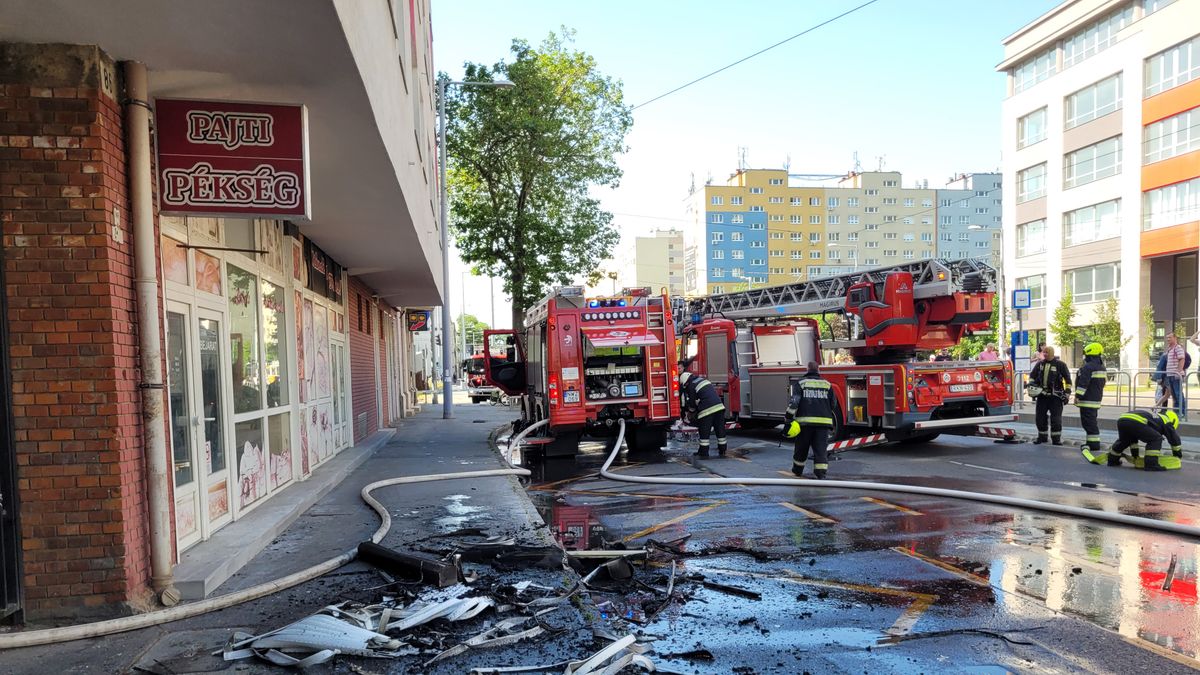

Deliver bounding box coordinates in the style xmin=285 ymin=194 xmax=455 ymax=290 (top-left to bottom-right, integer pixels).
xmin=829 ymin=250 xmax=841 ymax=260
xmin=712 ymin=250 xmax=724 ymax=260
xmin=848 ymin=233 xmax=859 ymax=242
xmin=770 ymin=231 xmax=784 ymax=239
xmin=712 ymin=267 xmax=724 ymax=278
xmin=749 ymin=206 xmax=764 ymax=212
xmin=828 ymin=233 xmax=839 ymax=242
xmin=790 ymin=197 xmax=802 ymax=206
xmin=883 ymin=249 xmax=897 ymax=256
xmin=1017 ymin=219 xmax=1046 ymax=256
xmin=1064 ymin=136 xmax=1122 ymax=188
xmin=809 ymin=197 xmax=821 ymax=206
xmin=975 ymin=207 xmax=989 ymax=214
xmin=847 ymin=249 xmax=858 ymax=259
xmin=1062 ymin=6 xmax=1133 ymax=69
xmin=731 ymin=196 xmax=743 ymax=205
xmin=711 ymin=285 xmax=723 ymax=293
xmin=1065 ymin=263 xmax=1121 ymax=303
xmin=904 ymin=250 xmax=914 ymax=259
xmin=828 ymin=197 xmax=840 ymax=207
xmin=1018 ymin=107 xmax=1048 ymax=148
xmin=770 ymin=250 xmax=785 ymax=257
xmin=791 ymin=250 xmax=802 ymax=259
xmin=903 ymin=198 xmax=914 ymax=207
xmin=864 ymin=258 xmax=878 ymax=266
xmin=922 ymin=198 xmax=932 ymax=207
xmin=958 ymin=233 xmax=970 ymax=241
xmin=1146 ymin=0 xmax=1176 ymax=14
xmin=1146 ymin=34 xmax=1200 ymax=97
xmin=884 ymin=232 xmax=898 ymax=240
xmin=902 ymin=217 xmax=913 ymax=225
xmin=865 ymin=207 xmax=879 ymax=213
xmin=770 ymin=267 xmax=784 ymax=274
xmin=940 ymin=233 xmax=952 ymax=242
xmin=847 ymin=197 xmax=859 ymax=207
xmin=750 ymin=187 xmax=764 ymax=194
xmin=750 ymin=223 xmax=765 ymax=230
xmin=884 ymin=215 xmax=897 ymax=223
xmin=1013 ymin=46 xmax=1056 ymax=93
xmin=710 ymin=233 xmax=723 ymax=244
xmin=921 ymin=233 xmax=932 ymax=242
xmin=1017 ymin=163 xmax=1047 ymax=202
xmin=710 ymin=214 xmax=724 ymax=223
xmin=974 ymin=241 xmax=989 ymax=249
xmin=790 ymin=233 xmax=802 ymax=241
xmin=958 ymin=216 xmax=970 ymax=225
xmin=865 ymin=224 xmax=879 ymax=231
xmin=770 ymin=214 xmax=785 ymax=221
xmin=806 ymin=233 xmax=820 ymax=244
xmin=1064 ymin=199 xmax=1121 ymax=246
xmin=732 ymin=250 xmax=744 ymax=260
xmin=848 ymin=215 xmax=859 ymax=225
xmin=866 ymin=189 xmax=879 ymax=196
xmin=883 ymin=197 xmax=897 ymax=206
xmin=731 ymin=232 xmax=744 ymax=242
xmin=922 ymin=217 xmax=932 ymax=225
xmin=732 ymin=214 xmax=744 ymax=224
xmin=1144 ymin=107 xmax=1200 ymax=164
xmin=883 ymin=180 xmax=898 ymax=187
xmin=940 ymin=216 xmax=951 ymax=226
xmin=807 ymin=215 xmax=820 ymax=224
xmin=810 ymin=250 xmax=822 ymax=259
xmin=865 ymin=241 xmax=879 ymax=249
xmin=1065 ymin=74 xmax=1122 ymax=129
xmin=939 ymin=199 xmax=951 ymax=207
xmin=769 ymin=196 xmax=784 ymax=204
xmin=828 ymin=215 xmax=840 ymax=224
xmin=711 ymin=196 xmax=723 ymax=205
xmin=750 ymin=241 xmax=765 ymax=248
xmin=769 ymin=178 xmax=784 ymax=185
xmin=1143 ymin=176 xmax=1200 ymax=230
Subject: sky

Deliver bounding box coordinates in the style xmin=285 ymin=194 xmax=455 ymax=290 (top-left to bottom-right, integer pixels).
xmin=433 ymin=0 xmax=1060 ymax=329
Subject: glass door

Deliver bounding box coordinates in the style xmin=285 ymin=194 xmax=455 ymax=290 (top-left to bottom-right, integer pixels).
xmin=166 ymin=304 xmax=201 ymax=551
xmin=197 ymin=309 xmax=232 ymax=534
xmin=331 ymin=341 xmax=347 ymax=447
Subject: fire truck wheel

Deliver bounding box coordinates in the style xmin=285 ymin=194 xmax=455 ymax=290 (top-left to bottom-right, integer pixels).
xmin=545 ymin=432 xmax=581 ymax=458
xmin=628 ymin=426 xmax=668 ymax=453
xmin=895 ymin=433 xmax=941 ymax=445
xmin=471 ymin=397 xmax=484 ymax=404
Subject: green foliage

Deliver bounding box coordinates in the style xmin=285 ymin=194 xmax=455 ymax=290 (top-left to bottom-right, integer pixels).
xmin=1082 ymin=296 xmax=1129 ymax=367
xmin=444 ymin=30 xmax=632 ymax=328
xmin=952 ymin=301 xmax=1000 ymax=360
xmin=1048 ymin=291 xmax=1079 ymax=354
xmin=1141 ymin=305 xmax=1157 ymax=361
xmin=456 ymin=313 xmax=490 ymax=353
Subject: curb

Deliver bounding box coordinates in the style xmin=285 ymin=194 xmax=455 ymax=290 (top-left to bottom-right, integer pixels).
xmin=487 ymin=423 xmax=558 ymax=547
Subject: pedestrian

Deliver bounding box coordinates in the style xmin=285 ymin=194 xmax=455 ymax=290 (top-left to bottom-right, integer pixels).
xmin=932 ymin=349 xmax=952 ymax=362
xmin=977 ymin=344 xmax=999 ymax=361
xmin=1165 ymin=333 xmax=1186 ymax=419
xmin=1152 ymin=350 xmax=1169 ymax=411
xmin=679 ymin=369 xmax=727 ymax=457
xmin=1028 ymin=345 xmax=1071 ymax=445
xmin=1073 ymin=342 xmax=1106 ymax=457
xmin=784 ymin=362 xmax=836 ymax=478
xmin=1084 ymin=409 xmax=1182 ymax=470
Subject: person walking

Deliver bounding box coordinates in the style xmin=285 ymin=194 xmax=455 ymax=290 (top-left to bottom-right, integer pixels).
xmin=783 ymin=362 xmax=836 ymax=478
xmin=1028 ymin=346 xmax=1071 ymax=445
xmin=679 ymin=369 xmax=727 ymax=457
xmin=1165 ymin=333 xmax=1187 ymax=419
xmin=1084 ymin=409 xmax=1182 ymax=470
xmin=977 ymin=344 xmax=999 ymax=361
xmin=1073 ymin=343 xmax=1107 ymax=458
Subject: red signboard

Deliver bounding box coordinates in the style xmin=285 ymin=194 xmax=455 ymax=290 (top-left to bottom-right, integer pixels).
xmin=155 ymin=98 xmax=310 ymax=219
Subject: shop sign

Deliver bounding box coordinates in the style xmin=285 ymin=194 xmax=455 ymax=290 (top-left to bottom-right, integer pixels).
xmin=155 ymin=98 xmax=311 ymax=219
xmin=303 ymin=238 xmax=342 ymax=303
xmin=407 ymin=311 xmax=430 ymax=332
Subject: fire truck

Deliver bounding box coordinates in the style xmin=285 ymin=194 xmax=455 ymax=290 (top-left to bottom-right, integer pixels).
xmin=463 ymin=352 xmax=503 ymax=404
xmin=678 ymin=259 xmax=1015 ymax=448
xmin=484 ymin=286 xmax=680 ymax=456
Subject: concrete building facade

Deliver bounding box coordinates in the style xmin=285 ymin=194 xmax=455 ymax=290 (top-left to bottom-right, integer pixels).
xmin=999 ymin=0 xmax=1200 ymax=368
xmin=633 ymin=229 xmax=689 ymax=298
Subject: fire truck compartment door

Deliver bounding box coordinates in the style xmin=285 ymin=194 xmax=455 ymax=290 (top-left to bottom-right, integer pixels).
xmin=581 ymin=326 xmax=661 ymax=348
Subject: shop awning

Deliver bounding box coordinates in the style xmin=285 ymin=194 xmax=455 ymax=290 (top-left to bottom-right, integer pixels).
xmin=581 ymin=326 xmax=662 ymax=348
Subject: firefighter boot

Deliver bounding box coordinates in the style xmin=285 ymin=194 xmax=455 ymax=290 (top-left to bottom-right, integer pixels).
xmin=1034 ymin=434 xmax=1048 ymax=444
xmin=694 ymin=440 xmax=710 ymax=458
xmin=814 ymin=463 xmax=828 ymax=480
xmin=717 ymin=440 xmax=728 ymax=457
xmin=1051 ymin=433 xmax=1063 ymax=446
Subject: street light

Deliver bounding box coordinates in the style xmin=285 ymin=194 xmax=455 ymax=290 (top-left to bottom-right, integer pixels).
xmin=438 ymin=77 xmax=515 ymax=419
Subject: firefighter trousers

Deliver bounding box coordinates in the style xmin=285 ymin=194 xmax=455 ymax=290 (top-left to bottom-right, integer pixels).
xmin=1079 ymin=406 xmax=1101 ymax=451
xmin=695 ymin=410 xmax=727 ymax=456
xmin=1110 ymin=418 xmax=1181 ymax=470
xmin=1034 ymin=395 xmax=1064 ymax=443
xmin=793 ymin=426 xmax=829 ymax=477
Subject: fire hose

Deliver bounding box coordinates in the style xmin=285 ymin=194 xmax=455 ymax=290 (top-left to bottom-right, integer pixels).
xmin=0 ymin=421 xmax=545 ymax=650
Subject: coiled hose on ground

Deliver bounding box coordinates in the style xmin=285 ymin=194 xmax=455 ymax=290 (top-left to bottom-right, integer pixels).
xmin=0 ymin=420 xmax=544 ymax=650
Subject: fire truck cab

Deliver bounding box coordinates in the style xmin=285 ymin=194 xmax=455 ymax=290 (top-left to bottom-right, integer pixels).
xmin=462 ymin=352 xmax=503 ymax=404
xmin=485 ymin=286 xmax=679 ymax=457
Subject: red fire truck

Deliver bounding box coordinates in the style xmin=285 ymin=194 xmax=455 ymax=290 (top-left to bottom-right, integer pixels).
xmin=678 ymin=259 xmax=1015 ymax=447
xmin=485 ymin=286 xmax=680 ymax=456
xmin=462 ymin=352 xmax=504 ymax=404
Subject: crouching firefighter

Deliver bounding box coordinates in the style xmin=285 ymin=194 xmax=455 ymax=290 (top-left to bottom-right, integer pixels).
xmin=784 ymin=362 xmax=836 ymax=479
xmin=1083 ymin=409 xmax=1183 ymax=470
xmin=679 ymin=369 xmax=727 ymax=457
xmin=1074 ymin=342 xmax=1107 ymax=456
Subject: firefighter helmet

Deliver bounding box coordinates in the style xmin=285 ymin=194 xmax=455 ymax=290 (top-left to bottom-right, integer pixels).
xmin=1165 ymin=409 xmax=1180 ymax=429
xmin=1083 ymin=342 xmax=1104 ymax=356
xmin=679 ymin=371 xmax=692 ymax=386
xmin=785 ymin=420 xmax=801 ymax=438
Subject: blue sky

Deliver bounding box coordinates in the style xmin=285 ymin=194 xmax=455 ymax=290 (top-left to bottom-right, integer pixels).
xmin=434 ymin=0 xmax=1060 ymax=326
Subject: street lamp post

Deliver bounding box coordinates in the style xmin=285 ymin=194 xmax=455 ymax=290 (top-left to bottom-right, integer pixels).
xmin=438 ymin=77 xmax=514 ymax=419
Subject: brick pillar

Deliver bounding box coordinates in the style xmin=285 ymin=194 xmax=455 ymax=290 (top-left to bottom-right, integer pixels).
xmin=0 ymin=43 xmax=154 ymax=619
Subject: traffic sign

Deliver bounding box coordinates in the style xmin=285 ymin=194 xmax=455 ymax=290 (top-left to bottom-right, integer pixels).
xmin=1012 ymin=289 xmax=1032 ymax=310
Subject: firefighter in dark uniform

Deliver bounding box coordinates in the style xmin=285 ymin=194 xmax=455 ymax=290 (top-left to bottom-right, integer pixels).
xmin=1085 ymin=409 xmax=1183 ymax=470
xmin=1028 ymin=345 xmax=1071 ymax=445
xmin=784 ymin=362 xmax=836 ymax=479
xmin=679 ymin=370 xmax=727 ymax=457
xmin=1073 ymin=342 xmax=1106 ymax=457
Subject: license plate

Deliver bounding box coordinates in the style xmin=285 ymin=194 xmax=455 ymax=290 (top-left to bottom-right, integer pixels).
xmin=949 ymin=384 xmax=974 ymax=393
xmin=563 ymin=391 xmax=580 ymax=403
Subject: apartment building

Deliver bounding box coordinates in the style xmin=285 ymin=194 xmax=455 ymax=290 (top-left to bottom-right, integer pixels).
xmin=999 ymin=0 xmax=1199 ymax=367
xmin=824 ymin=172 xmax=937 ymax=275
xmin=633 ymin=229 xmax=691 ymax=297
xmin=940 ymin=173 xmax=1004 ymax=267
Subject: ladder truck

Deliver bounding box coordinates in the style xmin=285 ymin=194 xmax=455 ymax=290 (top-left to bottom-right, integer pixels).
xmin=678 ymin=259 xmax=1016 ymax=449
xmin=484 ymin=286 xmax=680 ymax=457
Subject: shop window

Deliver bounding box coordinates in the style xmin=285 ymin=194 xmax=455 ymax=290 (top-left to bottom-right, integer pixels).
xmin=269 ymin=413 xmax=293 ymax=490
xmin=196 ymin=250 xmax=222 ymax=296
xmin=262 ymin=280 xmax=289 ymax=408
xmin=225 ymin=218 xmax=256 ymax=252
xmin=189 ymin=216 xmax=221 ymax=243
xmin=235 ymin=418 xmax=266 ymax=509
xmin=162 ymin=235 xmax=188 ymax=285
xmin=228 ymin=264 xmax=262 ymax=413
xmin=257 ymin=219 xmax=286 ymax=273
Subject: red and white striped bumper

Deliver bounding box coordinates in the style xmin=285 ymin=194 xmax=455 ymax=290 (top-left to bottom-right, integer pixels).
xmin=974 ymin=425 xmax=1016 ymax=440
xmin=829 ymin=433 xmax=888 ymax=453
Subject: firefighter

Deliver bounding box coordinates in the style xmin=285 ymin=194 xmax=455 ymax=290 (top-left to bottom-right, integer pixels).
xmin=784 ymin=362 xmax=836 ymax=479
xmin=679 ymin=370 xmax=727 ymax=457
xmin=1084 ymin=409 xmax=1183 ymax=470
xmin=1027 ymin=345 xmax=1071 ymax=445
xmin=1073 ymin=342 xmax=1106 ymax=456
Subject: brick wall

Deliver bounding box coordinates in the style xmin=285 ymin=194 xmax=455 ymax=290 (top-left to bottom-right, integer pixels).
xmin=348 ymin=278 xmax=378 ymax=443
xmin=0 ymin=44 xmax=154 ymax=618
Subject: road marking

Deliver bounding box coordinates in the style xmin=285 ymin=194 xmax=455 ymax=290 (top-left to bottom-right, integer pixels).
xmin=1122 ymin=635 xmax=1200 ymax=670
xmin=729 ymin=455 xmax=753 ymax=463
xmin=530 ymin=473 xmax=598 ymax=490
xmin=538 ymin=488 xmax=705 ymax=502
xmin=620 ymin=501 xmax=728 ymax=543
xmin=778 ymin=501 xmax=838 ymax=523
xmin=777 ymin=470 xmax=798 ymax=478
xmin=861 ymin=497 xmax=924 ymax=515
xmin=947 ymin=460 xmax=1024 ymax=476
xmin=891 ymin=547 xmax=990 ymax=587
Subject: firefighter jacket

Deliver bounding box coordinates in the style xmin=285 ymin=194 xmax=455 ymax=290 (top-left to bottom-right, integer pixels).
xmin=1121 ymin=409 xmax=1183 ymax=452
xmin=785 ymin=373 xmax=836 ymax=427
xmin=680 ymin=372 xmax=725 ymax=419
xmin=1074 ymin=355 xmax=1106 ymax=408
xmin=1028 ymin=357 xmax=1071 ymax=399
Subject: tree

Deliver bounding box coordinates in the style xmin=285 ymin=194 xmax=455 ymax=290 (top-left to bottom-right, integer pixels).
xmin=1048 ymin=291 xmax=1079 ymax=356
xmin=951 ymin=301 xmax=1000 ymax=360
xmin=444 ymin=30 xmax=633 ymax=330
xmin=456 ymin=313 xmax=490 ymax=354
xmin=1083 ymin=296 xmax=1130 ymax=368
xmin=1141 ymin=305 xmax=1157 ymax=362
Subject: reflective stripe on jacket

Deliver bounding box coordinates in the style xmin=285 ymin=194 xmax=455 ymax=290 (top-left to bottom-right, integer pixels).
xmin=1074 ymin=355 xmax=1106 ymax=408
xmin=681 ymin=373 xmax=725 ymax=419
xmin=785 ymin=374 xmax=836 ymax=427
xmin=1120 ymin=409 xmax=1183 ymax=449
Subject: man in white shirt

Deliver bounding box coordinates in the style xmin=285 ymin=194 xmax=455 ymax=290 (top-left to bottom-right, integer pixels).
xmin=1164 ymin=333 xmax=1186 ymax=420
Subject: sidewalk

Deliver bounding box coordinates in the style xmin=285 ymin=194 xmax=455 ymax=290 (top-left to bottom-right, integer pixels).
xmin=1014 ymin=403 xmax=1200 ymax=436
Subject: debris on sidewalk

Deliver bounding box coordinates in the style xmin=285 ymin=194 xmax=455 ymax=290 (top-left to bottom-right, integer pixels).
xmin=468 ymin=634 xmax=656 ymax=674
xmin=222 ymin=613 xmax=412 ymax=668
xmin=356 ymin=541 xmax=463 ymax=588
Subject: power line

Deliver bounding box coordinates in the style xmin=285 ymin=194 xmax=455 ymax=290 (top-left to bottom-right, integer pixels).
xmin=632 ymin=0 xmax=884 ymax=110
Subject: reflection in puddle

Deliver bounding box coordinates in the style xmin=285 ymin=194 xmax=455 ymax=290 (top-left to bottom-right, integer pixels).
xmin=433 ymin=494 xmax=484 ymax=530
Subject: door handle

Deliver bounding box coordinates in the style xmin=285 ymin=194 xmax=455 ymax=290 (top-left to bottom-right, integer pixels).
xmin=191 ymin=416 xmax=201 ymax=427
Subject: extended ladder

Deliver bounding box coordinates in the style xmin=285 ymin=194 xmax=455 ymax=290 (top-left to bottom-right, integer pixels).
xmin=645 ymin=298 xmax=672 ymax=420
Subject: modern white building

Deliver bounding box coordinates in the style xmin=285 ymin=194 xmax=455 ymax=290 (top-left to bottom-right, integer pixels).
xmin=999 ymin=0 xmax=1200 ymax=368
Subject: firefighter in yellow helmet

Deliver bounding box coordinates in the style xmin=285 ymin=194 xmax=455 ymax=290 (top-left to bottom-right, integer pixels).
xmin=784 ymin=362 xmax=836 ymax=478
xmin=1073 ymin=342 xmax=1107 ymax=458
xmin=1084 ymin=409 xmax=1182 ymax=470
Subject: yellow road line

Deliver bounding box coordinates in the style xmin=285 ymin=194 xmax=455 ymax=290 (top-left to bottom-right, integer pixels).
xmin=529 ymin=473 xmax=597 ymax=491
xmin=620 ymin=500 xmax=728 ymax=542
xmin=777 ymin=470 xmax=798 ymax=478
xmin=890 ymin=547 xmax=990 ymax=587
xmin=886 ymin=595 xmax=935 ymax=637
xmin=861 ymin=496 xmax=924 ymax=516
xmin=730 ymin=455 xmax=753 ymax=463
xmin=778 ymin=501 xmax=838 ymax=524
xmin=542 ymin=488 xmax=705 ymax=502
